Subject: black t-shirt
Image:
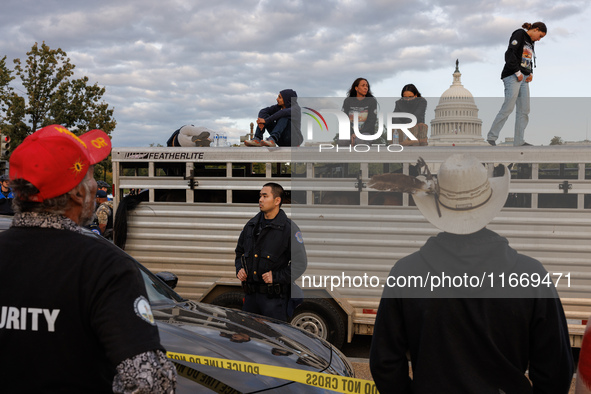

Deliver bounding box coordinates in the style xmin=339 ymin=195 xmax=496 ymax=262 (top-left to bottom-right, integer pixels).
xmin=0 ymin=227 xmax=164 ymax=392
xmin=341 ymin=96 xmax=378 ymax=135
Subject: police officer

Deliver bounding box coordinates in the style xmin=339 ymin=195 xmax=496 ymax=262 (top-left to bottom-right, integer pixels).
xmin=235 ymin=182 xmax=307 ymax=321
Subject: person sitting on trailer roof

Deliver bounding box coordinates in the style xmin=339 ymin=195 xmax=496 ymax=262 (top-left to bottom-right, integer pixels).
xmin=340 ymin=77 xmax=378 ymax=147
xmin=245 ymin=89 xmax=303 ymax=147
xmin=369 ymin=154 xmax=573 ymax=393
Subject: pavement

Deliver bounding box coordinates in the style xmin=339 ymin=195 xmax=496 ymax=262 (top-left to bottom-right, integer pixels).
xmin=341 ymin=335 xmax=373 ymax=381
xmin=350 ymin=359 xmax=372 ymax=381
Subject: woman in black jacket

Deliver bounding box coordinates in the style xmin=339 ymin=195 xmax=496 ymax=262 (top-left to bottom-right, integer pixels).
xmin=393 ymin=84 xmax=428 ymax=146
xmin=487 ymin=22 xmax=547 ymax=147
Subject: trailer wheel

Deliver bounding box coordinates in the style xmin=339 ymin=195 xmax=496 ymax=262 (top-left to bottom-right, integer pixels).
xmin=211 ymin=291 xmax=244 ymax=310
xmin=290 ymin=298 xmax=346 ymax=349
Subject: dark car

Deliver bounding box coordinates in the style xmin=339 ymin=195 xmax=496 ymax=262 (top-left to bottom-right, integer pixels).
xmin=141 ymin=262 xmax=354 ymax=392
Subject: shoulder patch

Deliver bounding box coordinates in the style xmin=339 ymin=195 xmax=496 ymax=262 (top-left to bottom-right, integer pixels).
xmin=511 ymin=39 xmax=518 ymax=46
xmin=294 ymin=231 xmax=304 ymax=244
xmin=134 ymin=296 xmax=155 ymax=325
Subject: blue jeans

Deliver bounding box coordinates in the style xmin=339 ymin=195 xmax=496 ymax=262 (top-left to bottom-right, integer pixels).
xmin=487 ymin=74 xmax=530 ymax=146
xmin=254 ymin=117 xmax=291 ymax=146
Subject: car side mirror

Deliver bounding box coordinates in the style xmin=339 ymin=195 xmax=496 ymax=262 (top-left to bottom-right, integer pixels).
xmin=156 ymin=271 xmax=179 ymax=289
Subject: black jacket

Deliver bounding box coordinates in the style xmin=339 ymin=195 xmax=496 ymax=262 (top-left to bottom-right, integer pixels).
xmin=258 ymin=89 xmax=303 ymax=146
xmin=501 ymin=28 xmax=535 ymax=79
xmin=235 ymin=209 xmax=307 ymax=285
xmin=370 ymin=229 xmax=573 ymax=394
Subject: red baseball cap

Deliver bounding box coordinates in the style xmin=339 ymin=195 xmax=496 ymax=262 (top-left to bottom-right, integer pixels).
xmin=9 ymin=125 xmax=112 ymax=202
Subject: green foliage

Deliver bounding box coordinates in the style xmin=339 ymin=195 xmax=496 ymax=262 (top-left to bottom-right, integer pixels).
xmin=0 ymin=56 xmax=14 ymax=106
xmin=12 ymin=42 xmax=76 ymax=135
xmin=50 ymin=75 xmax=116 ymax=134
xmin=0 ymin=42 xmax=116 ymax=148
xmin=0 ymin=42 xmax=116 ymax=179
xmin=550 ymin=136 xmax=564 ymax=145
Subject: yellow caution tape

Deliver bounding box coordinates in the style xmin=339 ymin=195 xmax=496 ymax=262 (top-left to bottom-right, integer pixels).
xmin=171 ymin=361 xmax=242 ymax=394
xmin=167 ymin=351 xmax=378 ymax=394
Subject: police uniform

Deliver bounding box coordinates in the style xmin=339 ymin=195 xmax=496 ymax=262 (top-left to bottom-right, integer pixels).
xmin=0 ymin=213 xmax=165 ymax=392
xmin=235 ymin=209 xmax=307 ymax=321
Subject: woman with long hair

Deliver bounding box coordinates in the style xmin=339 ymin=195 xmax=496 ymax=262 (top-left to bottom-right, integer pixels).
xmin=392 ymin=84 xmax=428 ymax=146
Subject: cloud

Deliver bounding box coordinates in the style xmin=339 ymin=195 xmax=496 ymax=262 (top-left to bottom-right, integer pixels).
xmin=1 ymin=0 xmax=589 ymax=146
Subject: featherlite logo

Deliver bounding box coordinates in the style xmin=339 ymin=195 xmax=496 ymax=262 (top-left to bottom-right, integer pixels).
xmin=303 ymin=107 xmax=418 ymax=152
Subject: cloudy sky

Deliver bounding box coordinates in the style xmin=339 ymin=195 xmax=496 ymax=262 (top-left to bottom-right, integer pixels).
xmin=2 ymin=0 xmax=590 ymax=147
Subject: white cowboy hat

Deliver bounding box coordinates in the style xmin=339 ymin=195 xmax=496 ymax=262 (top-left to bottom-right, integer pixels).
xmin=413 ymin=154 xmax=510 ymax=234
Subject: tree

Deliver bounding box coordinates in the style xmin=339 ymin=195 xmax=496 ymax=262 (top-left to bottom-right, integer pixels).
xmin=550 ymin=136 xmax=564 ymax=145
xmin=50 ymin=76 xmax=116 ymax=134
xmin=13 ymin=42 xmax=76 ymax=137
xmin=2 ymin=42 xmax=116 ymax=178
xmin=4 ymin=42 xmax=116 ymax=144
xmin=0 ymin=56 xmax=14 ymax=108
xmin=0 ymin=56 xmax=26 ymax=156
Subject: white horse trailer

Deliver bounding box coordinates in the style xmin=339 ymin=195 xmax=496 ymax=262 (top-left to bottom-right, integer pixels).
xmin=112 ymin=145 xmax=591 ymax=348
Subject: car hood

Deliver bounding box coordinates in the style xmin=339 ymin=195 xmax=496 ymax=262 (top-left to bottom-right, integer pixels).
xmin=154 ymin=300 xmax=353 ymax=393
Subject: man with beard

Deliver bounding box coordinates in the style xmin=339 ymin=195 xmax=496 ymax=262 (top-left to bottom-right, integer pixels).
xmin=0 ymin=125 xmax=176 ymax=393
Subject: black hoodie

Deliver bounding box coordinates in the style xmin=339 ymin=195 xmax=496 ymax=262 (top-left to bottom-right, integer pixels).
xmin=257 ymin=89 xmax=303 ymax=146
xmin=370 ymin=228 xmax=573 ymax=393
xmin=501 ymin=28 xmax=535 ymax=79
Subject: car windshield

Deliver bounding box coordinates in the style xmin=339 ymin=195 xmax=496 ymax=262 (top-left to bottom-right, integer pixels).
xmin=137 ymin=264 xmax=186 ymax=306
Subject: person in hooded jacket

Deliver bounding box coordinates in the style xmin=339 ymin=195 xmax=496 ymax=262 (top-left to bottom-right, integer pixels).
xmin=369 ymin=154 xmax=573 ymax=394
xmin=245 ymin=89 xmax=303 ymax=147
xmin=487 ymin=22 xmax=547 ymax=146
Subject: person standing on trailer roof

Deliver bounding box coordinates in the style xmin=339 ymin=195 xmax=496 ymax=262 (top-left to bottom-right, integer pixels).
xmin=487 ymin=22 xmax=547 ymax=147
